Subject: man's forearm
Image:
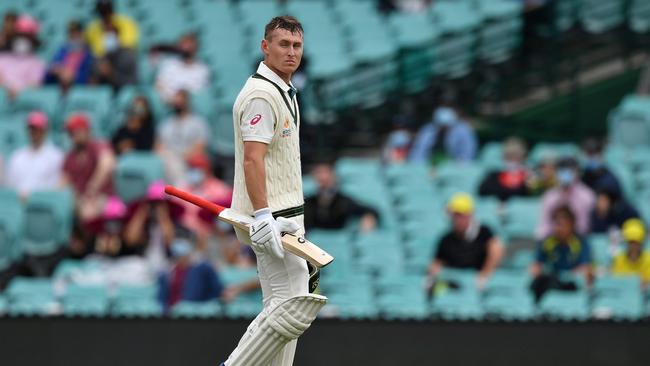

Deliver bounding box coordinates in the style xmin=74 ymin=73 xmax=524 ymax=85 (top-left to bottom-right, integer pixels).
xmin=244 ymin=156 xmax=268 ymax=210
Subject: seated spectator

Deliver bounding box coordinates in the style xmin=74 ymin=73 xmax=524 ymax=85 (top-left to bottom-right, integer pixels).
xmin=157 ymin=238 xmax=224 ymax=310
xmin=479 ymin=137 xmax=530 ymax=201
xmin=0 ymin=15 xmax=45 ymax=98
xmin=61 ymin=113 xmax=116 ymax=223
xmin=530 ymin=205 xmax=592 ymax=302
xmin=156 ymin=89 xmax=210 ymax=183
xmin=89 ymin=195 xmax=128 ymax=256
xmin=177 ymin=152 xmax=232 ymax=247
xmin=581 ymin=138 xmax=620 ymax=193
xmin=382 ymin=115 xmax=413 ymax=164
xmin=85 ymin=0 xmax=138 ymax=58
xmin=123 ymin=181 xmax=185 ymax=253
xmin=111 ymin=96 xmax=156 ymax=155
xmin=590 ymin=183 xmax=639 ymax=234
xmin=5 ymin=112 xmax=64 ymax=199
xmin=91 ymin=22 xmax=138 ymax=90
xmin=536 ymin=157 xmax=595 ymax=239
xmin=304 ymin=162 xmax=379 ymax=231
xmin=409 ymin=105 xmax=477 ymax=164
xmin=612 ymin=218 xmax=650 ymax=287
xmin=427 ymin=193 xmax=505 ymax=289
xmin=155 ymin=32 xmax=210 ymax=102
xmin=526 ymin=153 xmax=557 ymax=196
xmin=44 ymin=21 xmax=94 ymax=91
xmin=0 ymin=11 xmax=17 ymax=51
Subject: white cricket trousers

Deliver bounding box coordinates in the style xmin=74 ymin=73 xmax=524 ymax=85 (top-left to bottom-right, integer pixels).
xmin=226 ymin=215 xmax=309 ymax=366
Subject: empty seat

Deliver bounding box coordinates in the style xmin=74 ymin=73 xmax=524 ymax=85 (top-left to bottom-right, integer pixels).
xmin=62 ymin=284 xmax=109 ymax=317
xmin=629 ymin=0 xmax=650 ymax=33
xmin=538 ymin=290 xmax=589 ymax=320
xmin=171 ymin=301 xmax=222 ymax=318
xmin=113 ymin=152 xmax=164 ymax=203
xmin=23 ymin=190 xmax=74 ymax=256
xmin=0 ymin=115 xmax=29 ymax=157
xmin=503 ymin=198 xmax=540 ymax=238
xmin=580 ymin=0 xmax=625 ymax=34
xmin=0 ymin=188 xmax=23 ymax=271
xmin=13 ymin=87 xmax=61 ymax=122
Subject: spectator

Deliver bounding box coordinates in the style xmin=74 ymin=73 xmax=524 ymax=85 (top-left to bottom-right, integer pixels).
xmin=536 ymin=157 xmax=595 ymax=239
xmin=5 ymin=112 xmax=64 ymax=199
xmin=0 ymin=15 xmax=45 ymax=98
xmin=427 ymin=193 xmax=505 ymax=289
xmin=61 ymin=113 xmax=116 ymax=223
xmin=123 ymin=181 xmax=185 ymax=253
xmin=91 ymin=23 xmax=138 ymax=90
xmin=177 ymin=151 xmax=232 ymax=246
xmin=530 ymin=205 xmax=592 ymax=302
xmin=155 ymin=32 xmax=210 ymax=102
xmin=157 ymin=238 xmax=224 ymax=310
xmin=111 ymin=96 xmax=156 ymax=155
xmin=612 ymin=218 xmax=650 ymax=287
xmin=479 ymin=137 xmax=530 ymax=201
xmin=44 ymin=21 xmax=94 ymax=90
xmin=409 ymin=106 xmax=477 ymax=164
xmin=382 ymin=116 xmax=413 ymax=164
xmin=156 ymin=89 xmax=210 ymax=183
xmin=590 ymin=184 xmax=639 ymax=234
xmin=91 ymin=195 xmax=128 ymax=256
xmin=85 ymin=0 xmax=138 ymax=58
xmin=581 ymin=138 xmax=620 ymax=193
xmin=304 ymin=162 xmax=379 ymax=231
xmin=526 ymin=153 xmax=557 ymax=196
xmin=0 ymin=11 xmax=17 ymax=51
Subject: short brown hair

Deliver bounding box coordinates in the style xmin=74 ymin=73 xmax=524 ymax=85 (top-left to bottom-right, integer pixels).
xmin=264 ymin=15 xmax=303 ymax=40
xmin=552 ymin=205 xmax=576 ymax=225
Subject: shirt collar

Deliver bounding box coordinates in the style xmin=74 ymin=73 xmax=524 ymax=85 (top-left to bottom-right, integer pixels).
xmin=256 ymin=61 xmax=296 ymax=96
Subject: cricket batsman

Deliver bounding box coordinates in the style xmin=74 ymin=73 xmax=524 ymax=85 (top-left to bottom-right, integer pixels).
xmin=220 ymin=16 xmax=327 ymax=366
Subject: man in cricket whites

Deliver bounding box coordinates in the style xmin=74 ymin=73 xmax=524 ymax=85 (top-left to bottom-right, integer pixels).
xmin=221 ymin=16 xmax=327 ymax=366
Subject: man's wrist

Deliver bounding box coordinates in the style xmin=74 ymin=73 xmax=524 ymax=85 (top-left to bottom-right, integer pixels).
xmin=254 ymin=207 xmax=273 ymax=220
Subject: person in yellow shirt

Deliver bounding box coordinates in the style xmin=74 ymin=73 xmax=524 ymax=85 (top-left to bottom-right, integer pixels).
xmin=85 ymin=0 xmax=138 ymax=57
xmin=611 ymin=218 xmax=650 ymax=286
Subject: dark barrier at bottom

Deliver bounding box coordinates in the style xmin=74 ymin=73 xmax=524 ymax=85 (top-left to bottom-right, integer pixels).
xmin=2 ymin=318 xmax=650 ymax=366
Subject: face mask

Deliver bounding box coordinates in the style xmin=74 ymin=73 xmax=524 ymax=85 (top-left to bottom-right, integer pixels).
xmin=557 ymin=168 xmax=575 ymax=186
xmin=585 ymin=158 xmax=602 ymax=171
xmin=173 ymin=105 xmax=185 ymax=115
xmin=187 ymin=168 xmax=205 ymax=186
xmin=180 ymin=49 xmax=193 ymax=60
xmin=12 ymin=38 xmax=32 ymax=55
xmin=103 ymin=32 xmax=119 ymax=52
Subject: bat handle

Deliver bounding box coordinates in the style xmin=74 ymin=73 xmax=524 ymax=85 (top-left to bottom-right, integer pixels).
xmin=164 ymin=185 xmax=226 ymax=215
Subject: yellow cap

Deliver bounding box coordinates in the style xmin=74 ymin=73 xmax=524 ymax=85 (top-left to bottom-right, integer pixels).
xmin=447 ymin=193 xmax=474 ymax=215
xmin=622 ymin=218 xmax=646 ymax=243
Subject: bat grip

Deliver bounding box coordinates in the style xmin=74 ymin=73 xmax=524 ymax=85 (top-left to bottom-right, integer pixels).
xmin=164 ymin=185 xmax=226 ymax=215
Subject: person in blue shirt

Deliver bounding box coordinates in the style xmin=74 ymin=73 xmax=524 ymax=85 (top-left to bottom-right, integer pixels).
xmin=157 ymin=238 xmax=224 ymax=310
xmin=44 ymin=21 xmax=94 ymax=89
xmin=409 ymin=105 xmax=477 ymax=164
xmin=529 ymin=205 xmax=592 ymax=302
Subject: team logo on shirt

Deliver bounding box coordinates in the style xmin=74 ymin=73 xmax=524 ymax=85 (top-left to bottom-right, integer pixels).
xmin=281 ymin=118 xmax=292 ymax=137
xmin=250 ymin=114 xmax=262 ymax=126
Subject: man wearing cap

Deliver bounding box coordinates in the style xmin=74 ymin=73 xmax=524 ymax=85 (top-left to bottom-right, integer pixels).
xmin=427 ymin=193 xmax=504 ymax=289
xmin=409 ymin=105 xmax=477 ymax=164
xmin=6 ymin=111 xmax=64 ymax=199
xmin=61 ymin=113 xmax=115 ymax=222
xmin=612 ymin=218 xmax=650 ymax=287
xmin=536 ymin=157 xmax=595 ymax=239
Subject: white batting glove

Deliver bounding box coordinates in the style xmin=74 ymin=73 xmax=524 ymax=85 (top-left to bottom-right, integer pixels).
xmin=249 ymin=209 xmax=300 ymax=258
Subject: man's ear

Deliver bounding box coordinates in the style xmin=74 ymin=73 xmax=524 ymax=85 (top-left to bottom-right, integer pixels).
xmin=261 ymin=38 xmax=269 ymax=56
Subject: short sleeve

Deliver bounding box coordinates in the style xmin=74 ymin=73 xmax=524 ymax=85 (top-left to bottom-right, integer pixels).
xmin=240 ymin=98 xmax=276 ymax=144
xmin=535 ymin=242 xmax=546 ymax=263
xmin=434 ymin=235 xmax=449 ymax=261
xmin=577 ymin=238 xmax=591 ymax=265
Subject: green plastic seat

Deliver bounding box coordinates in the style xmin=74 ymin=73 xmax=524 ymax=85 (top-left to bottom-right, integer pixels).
xmin=23 ymin=190 xmax=74 ymax=256
xmin=430 ymin=1 xmax=480 ymax=78
xmin=629 ymin=0 xmax=650 ymax=33
xmin=528 ymin=142 xmax=580 ymax=165
xmin=0 ymin=115 xmax=29 ymax=157
xmin=580 ymin=0 xmax=625 ymax=34
xmin=13 ymin=87 xmax=61 ymax=122
xmin=220 ymin=266 xmax=259 ymax=287
xmin=171 ymin=301 xmax=222 ymax=318
xmin=6 ymin=278 xmax=56 ymax=315
xmin=483 ymin=292 xmax=535 ymax=320
xmin=62 ymin=284 xmax=109 ymax=317
xmin=503 ymin=198 xmax=540 ymax=238
xmin=538 ymin=291 xmax=589 ymax=320
xmin=476 ymin=0 xmax=523 ymax=64
xmin=0 ymin=188 xmax=23 ymax=271
xmin=434 ymin=162 xmax=485 ymax=195
xmin=113 ymin=152 xmax=164 ymax=203
xmin=112 ymin=298 xmax=163 ymax=318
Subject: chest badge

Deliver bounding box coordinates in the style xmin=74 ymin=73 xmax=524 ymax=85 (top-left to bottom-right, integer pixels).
xmin=281 ymin=118 xmax=292 ymax=138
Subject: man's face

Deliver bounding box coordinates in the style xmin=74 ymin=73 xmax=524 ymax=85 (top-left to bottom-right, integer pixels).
xmin=262 ymin=28 xmax=303 ymax=77
xmin=28 ymin=126 xmax=45 ymax=146
xmin=172 ymin=92 xmax=188 ymax=111
xmin=70 ymin=128 xmax=90 ymax=146
xmin=451 ymin=212 xmax=471 ymax=234
xmin=178 ymin=36 xmax=197 ymax=57
xmin=553 ymin=215 xmax=573 ymax=240
xmin=312 ymin=164 xmax=335 ymax=190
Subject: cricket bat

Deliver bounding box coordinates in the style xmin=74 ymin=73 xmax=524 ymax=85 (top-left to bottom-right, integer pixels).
xmin=164 ymin=185 xmax=334 ymax=268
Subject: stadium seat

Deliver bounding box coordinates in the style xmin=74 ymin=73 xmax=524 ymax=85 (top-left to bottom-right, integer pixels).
xmin=62 ymin=284 xmax=109 ymax=317
xmin=588 ymin=234 xmax=613 ymax=270
xmin=112 ymin=298 xmax=163 ymax=318
xmin=0 ymin=115 xmax=29 ymax=157
xmin=528 ymin=142 xmax=580 ymax=165
xmin=171 ymin=301 xmax=222 ymax=318
xmin=0 ymin=189 xmax=24 ymax=271
xmin=580 ymin=0 xmax=625 ymax=34
xmin=503 ymin=198 xmax=540 ymax=238
xmin=538 ymin=290 xmax=590 ymax=320
xmin=434 ymin=162 xmax=485 ymax=197
xmin=220 ymin=266 xmax=259 ymax=288
xmin=475 ymin=0 xmax=523 ymax=64
xmin=13 ymin=87 xmax=61 ymax=123
xmin=592 ymin=276 xmax=643 ymax=320
xmin=22 ymin=190 xmax=74 ymax=256
xmin=629 ymin=0 xmax=650 ymax=33
xmin=62 ymin=86 xmax=113 ymax=130
xmin=113 ymin=152 xmax=164 ymax=203
xmin=223 ymin=295 xmax=263 ymax=318
xmin=6 ymin=277 xmax=58 ymax=316
xmin=430 ymin=1 xmax=480 ymax=78
xmin=608 ymin=95 xmax=650 ymax=149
